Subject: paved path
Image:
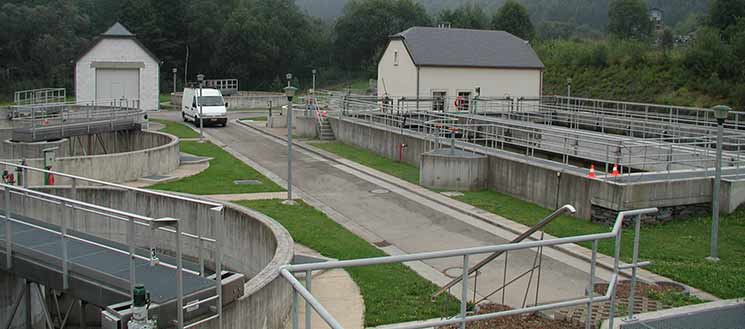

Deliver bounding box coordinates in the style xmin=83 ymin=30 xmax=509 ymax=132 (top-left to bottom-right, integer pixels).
xmin=152 ymin=111 xmax=604 ymax=309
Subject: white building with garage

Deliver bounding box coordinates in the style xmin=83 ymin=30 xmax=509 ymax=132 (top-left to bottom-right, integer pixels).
xmin=377 ymin=27 xmax=544 ymax=107
xmin=75 ymin=22 xmax=160 ymax=111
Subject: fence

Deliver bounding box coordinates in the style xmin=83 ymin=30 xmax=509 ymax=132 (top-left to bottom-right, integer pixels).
xmin=282 ymin=207 xmax=658 ymax=329
xmin=14 ymin=88 xmax=66 ymax=106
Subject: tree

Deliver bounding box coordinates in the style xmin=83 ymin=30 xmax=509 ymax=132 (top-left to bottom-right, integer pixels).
xmin=708 ymin=0 xmax=745 ymax=37
xmin=334 ymin=0 xmax=430 ymax=69
xmin=608 ymin=0 xmax=653 ymax=40
xmin=491 ymin=0 xmax=535 ymax=40
xmin=661 ymin=29 xmax=675 ymax=50
xmin=437 ymin=3 xmax=489 ymax=29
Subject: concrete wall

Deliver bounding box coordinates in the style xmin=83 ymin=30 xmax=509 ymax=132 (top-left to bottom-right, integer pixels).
xmin=329 ymin=117 xmax=741 ymax=221
xmin=76 ymin=38 xmax=159 ymax=111
xmin=378 ymin=39 xmax=418 ymax=97
xmin=0 ymin=130 xmax=180 ymax=185
xmin=420 ymin=149 xmax=488 ymax=191
xmin=16 ymin=188 xmax=295 ymax=329
xmin=171 ymin=91 xmax=288 ymax=110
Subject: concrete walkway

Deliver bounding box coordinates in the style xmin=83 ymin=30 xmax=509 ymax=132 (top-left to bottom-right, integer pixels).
xmin=290 ymin=245 xmax=364 ymax=329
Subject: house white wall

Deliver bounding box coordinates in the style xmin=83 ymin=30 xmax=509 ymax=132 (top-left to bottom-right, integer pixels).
xmin=76 ymin=38 xmax=159 ymax=111
xmin=418 ymin=67 xmax=542 ymax=99
xmin=377 ymin=40 xmax=418 ymax=97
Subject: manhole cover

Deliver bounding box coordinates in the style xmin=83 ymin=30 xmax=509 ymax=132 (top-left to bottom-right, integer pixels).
xmin=234 ymin=180 xmax=263 ymax=185
xmin=370 ymin=188 xmax=390 ymax=194
xmin=442 ymin=266 xmax=481 ymax=279
xmin=373 ymin=240 xmax=392 ymax=247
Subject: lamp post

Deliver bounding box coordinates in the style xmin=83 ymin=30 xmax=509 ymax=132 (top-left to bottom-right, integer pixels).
xmin=172 ymin=68 xmax=178 ymax=94
xmin=312 ymin=69 xmax=317 ymax=93
xmin=283 ymin=74 xmax=297 ymax=205
xmin=197 ymin=74 xmax=205 ymax=143
xmin=567 ymin=78 xmax=572 ymax=98
xmin=708 ymin=105 xmax=731 ymax=262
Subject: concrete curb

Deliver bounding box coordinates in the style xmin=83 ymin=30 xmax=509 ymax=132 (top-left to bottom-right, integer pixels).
xmin=235 ymin=119 xmax=719 ymax=302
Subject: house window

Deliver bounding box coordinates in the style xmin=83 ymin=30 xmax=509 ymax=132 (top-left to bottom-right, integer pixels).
xmin=456 ymin=92 xmax=471 ymax=112
xmin=394 ymin=51 xmax=399 ymax=66
xmin=432 ymin=91 xmax=446 ymax=112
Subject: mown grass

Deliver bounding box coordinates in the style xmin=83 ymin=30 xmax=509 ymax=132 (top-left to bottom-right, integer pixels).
xmin=152 ymin=119 xmax=200 ymax=139
xmin=307 ymin=141 xmax=745 ymax=299
xmin=239 ymin=199 xmax=459 ymax=326
xmin=309 ymin=142 xmax=420 ymax=184
xmin=149 ymin=141 xmax=283 ymax=194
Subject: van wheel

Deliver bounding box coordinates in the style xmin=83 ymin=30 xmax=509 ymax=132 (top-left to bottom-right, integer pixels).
xmin=182 ymin=112 xmax=188 ymax=122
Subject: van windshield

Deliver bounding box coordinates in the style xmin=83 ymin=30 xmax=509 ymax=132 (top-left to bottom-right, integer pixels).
xmin=198 ymin=96 xmax=225 ymax=107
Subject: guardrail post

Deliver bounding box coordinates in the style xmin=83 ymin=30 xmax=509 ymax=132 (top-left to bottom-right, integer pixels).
xmin=4 ymin=186 xmax=11 ymax=269
xmin=61 ymin=201 xmax=69 ymax=290
xmin=127 ymin=213 xmax=136 ymax=308
xmin=305 ymin=270 xmax=312 ymax=329
xmin=585 ymin=240 xmax=598 ymax=329
xmin=460 ymin=255 xmax=469 ymax=329
xmin=626 ymin=215 xmax=642 ymax=321
xmin=292 ymin=289 xmax=299 ymax=329
xmin=214 ymin=207 xmax=224 ymax=329
xmin=176 ymin=221 xmax=184 ymax=329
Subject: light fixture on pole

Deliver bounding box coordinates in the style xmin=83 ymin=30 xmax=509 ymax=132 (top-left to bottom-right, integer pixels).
xmin=567 ymin=78 xmax=572 ymax=98
xmin=707 ymin=104 xmax=731 ymax=262
xmin=197 ymin=74 xmax=205 ymax=143
xmin=312 ymin=69 xmax=317 ymax=94
xmin=172 ymin=68 xmax=178 ymax=94
xmin=283 ymin=76 xmax=298 ymax=206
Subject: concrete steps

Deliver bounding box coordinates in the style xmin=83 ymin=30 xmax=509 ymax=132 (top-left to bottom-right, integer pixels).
xmin=319 ymin=118 xmax=335 ymax=140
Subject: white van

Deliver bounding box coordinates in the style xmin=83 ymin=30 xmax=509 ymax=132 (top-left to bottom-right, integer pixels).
xmin=182 ymin=88 xmax=228 ymax=127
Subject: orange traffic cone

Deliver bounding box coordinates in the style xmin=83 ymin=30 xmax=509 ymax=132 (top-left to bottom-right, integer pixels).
xmin=611 ymin=164 xmax=620 ymax=177
xmin=587 ymin=164 xmax=597 ymax=178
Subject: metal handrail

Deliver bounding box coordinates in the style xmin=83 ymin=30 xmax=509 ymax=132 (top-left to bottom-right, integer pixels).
xmin=282 ymin=207 xmax=658 ymax=329
xmin=431 ymin=204 xmax=576 ymax=300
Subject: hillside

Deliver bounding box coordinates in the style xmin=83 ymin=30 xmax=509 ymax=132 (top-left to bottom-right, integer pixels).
xmin=297 ymin=0 xmax=708 ymax=29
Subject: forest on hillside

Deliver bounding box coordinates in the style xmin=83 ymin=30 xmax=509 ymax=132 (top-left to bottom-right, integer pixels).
xmin=296 ymin=0 xmax=709 ymax=29
xmin=1 ymin=0 xmax=744 ymax=108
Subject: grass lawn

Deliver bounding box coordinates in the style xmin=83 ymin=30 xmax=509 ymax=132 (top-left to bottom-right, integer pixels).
xmin=149 ymin=141 xmax=283 ymax=194
xmin=306 ymin=141 xmax=745 ymax=300
xmin=239 ymin=199 xmax=459 ymax=326
xmin=151 ymin=119 xmax=200 ymax=139
xmin=310 ymin=142 xmax=420 ymax=184
xmin=159 ymin=93 xmax=172 ymax=104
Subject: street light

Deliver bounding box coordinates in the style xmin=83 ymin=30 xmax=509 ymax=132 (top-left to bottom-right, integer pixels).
xmin=283 ymin=77 xmax=298 ymax=206
xmin=312 ymin=69 xmax=317 ymax=94
xmin=197 ymin=74 xmax=205 ymax=143
xmin=172 ymin=68 xmax=178 ymax=94
xmin=567 ymin=78 xmax=572 ymax=98
xmin=708 ymin=104 xmax=731 ymax=262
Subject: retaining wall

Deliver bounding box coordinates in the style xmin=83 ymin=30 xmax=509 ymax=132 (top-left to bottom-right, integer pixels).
xmin=329 ymin=117 xmax=745 ymax=221
xmin=17 ymin=187 xmax=295 ymax=329
xmin=171 ymin=91 xmax=288 ymax=110
xmin=0 ymin=130 xmax=180 ymax=185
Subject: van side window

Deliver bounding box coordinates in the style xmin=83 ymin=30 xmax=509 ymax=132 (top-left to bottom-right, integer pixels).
xmin=192 ymin=96 xmax=197 ymax=108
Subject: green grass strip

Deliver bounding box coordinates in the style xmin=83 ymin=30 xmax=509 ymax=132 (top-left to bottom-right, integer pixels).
xmin=239 ymin=199 xmax=459 ymax=326
xmin=310 ymin=142 xmax=420 ymax=184
xmin=151 ymin=119 xmax=200 ymax=139
xmin=149 ymin=141 xmax=283 ymax=195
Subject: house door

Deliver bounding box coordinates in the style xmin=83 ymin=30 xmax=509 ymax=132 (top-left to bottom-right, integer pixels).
xmin=95 ymin=69 xmax=140 ymax=105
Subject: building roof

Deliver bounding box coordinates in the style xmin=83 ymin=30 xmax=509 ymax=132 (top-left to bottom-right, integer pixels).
xmin=76 ymin=22 xmax=159 ymax=63
xmin=101 ymin=22 xmax=135 ymax=37
xmin=391 ymin=27 xmax=544 ymax=69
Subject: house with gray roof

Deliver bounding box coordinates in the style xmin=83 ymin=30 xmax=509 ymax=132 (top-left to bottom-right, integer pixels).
xmin=377 ymin=27 xmax=544 ymax=110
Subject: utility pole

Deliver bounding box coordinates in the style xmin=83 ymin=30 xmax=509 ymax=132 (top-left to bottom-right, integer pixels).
xmin=708 ymin=105 xmax=731 ymax=262
xmin=172 ymin=68 xmax=178 ymax=94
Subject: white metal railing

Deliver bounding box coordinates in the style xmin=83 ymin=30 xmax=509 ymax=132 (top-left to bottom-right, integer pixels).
xmin=282 ymin=207 xmax=658 ymax=329
xmin=14 ymin=88 xmax=66 ymax=106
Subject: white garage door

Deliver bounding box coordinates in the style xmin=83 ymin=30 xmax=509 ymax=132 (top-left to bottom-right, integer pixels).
xmin=96 ymin=69 xmax=140 ymax=104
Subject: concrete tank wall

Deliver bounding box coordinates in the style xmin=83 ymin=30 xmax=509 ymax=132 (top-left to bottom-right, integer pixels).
xmin=15 ymin=187 xmax=295 ymax=329
xmin=329 ymin=117 xmax=735 ymax=221
xmin=171 ymin=91 xmax=289 ymax=110
xmin=0 ymin=131 xmax=180 ymax=186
